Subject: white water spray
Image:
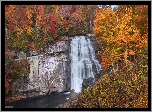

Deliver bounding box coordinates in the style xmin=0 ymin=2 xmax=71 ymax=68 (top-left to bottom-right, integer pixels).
xmin=70 ymin=36 xmax=101 ymax=93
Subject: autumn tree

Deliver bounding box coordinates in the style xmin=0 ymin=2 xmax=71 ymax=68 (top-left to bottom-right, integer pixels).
xmin=94 ymin=5 xmax=148 ymax=72
xmin=5 ymin=5 xmax=99 ymax=95
xmin=94 ymin=7 xmax=119 ymax=71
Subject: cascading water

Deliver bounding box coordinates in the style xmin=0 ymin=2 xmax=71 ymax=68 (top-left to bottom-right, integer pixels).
xmin=16 ymin=35 xmax=101 ymax=96
xmin=70 ymin=36 xmax=101 ymax=93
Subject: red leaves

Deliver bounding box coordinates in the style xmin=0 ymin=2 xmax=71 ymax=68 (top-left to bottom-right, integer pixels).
xmin=5 ymin=6 xmax=15 ymax=31
xmin=36 ymin=5 xmax=44 ymax=12
xmin=70 ymin=5 xmax=76 ymax=13
xmin=6 ymin=5 xmax=97 ymax=51
xmin=49 ymin=13 xmax=58 ymax=37
xmin=36 ymin=5 xmax=45 ymax=27
xmin=7 ymin=70 xmax=13 ymax=75
xmin=5 ymin=82 xmax=10 ymax=88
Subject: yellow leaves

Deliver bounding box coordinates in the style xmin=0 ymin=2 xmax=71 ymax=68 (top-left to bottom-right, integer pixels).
xmin=36 ymin=16 xmax=42 ymax=22
xmin=9 ymin=5 xmax=16 ymax=10
xmin=132 ymin=73 xmax=138 ymax=82
xmin=28 ymin=19 xmax=33 ymax=25
xmin=60 ymin=16 xmax=64 ymax=21
xmin=96 ymin=12 xmax=105 ymax=21
xmin=16 ymin=28 xmax=23 ymax=36
xmin=52 ymin=5 xmax=59 ymax=12
xmin=37 ymin=25 xmax=41 ymax=30
xmin=24 ymin=26 xmax=33 ymax=36
xmin=27 ymin=12 xmax=32 ymax=19
xmin=128 ymin=8 xmax=133 ymax=14
xmin=140 ymin=34 xmax=148 ymax=47
xmin=136 ymin=91 xmax=148 ymax=108
xmin=94 ymin=5 xmax=148 ymax=72
xmin=94 ymin=27 xmax=102 ymax=36
xmin=65 ymin=27 xmax=69 ymax=32
xmin=122 ymin=50 xmax=128 ymax=59
xmin=94 ymin=8 xmax=117 ymax=40
xmin=65 ymin=24 xmax=74 ymax=32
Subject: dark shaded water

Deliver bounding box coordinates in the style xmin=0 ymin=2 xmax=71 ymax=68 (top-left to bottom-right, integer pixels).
xmin=5 ymin=92 xmax=70 ymax=108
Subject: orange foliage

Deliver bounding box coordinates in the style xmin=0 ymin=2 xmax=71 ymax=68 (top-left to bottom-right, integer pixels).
xmin=129 ymin=50 xmax=135 ymax=55
xmin=94 ymin=5 xmax=148 ymax=70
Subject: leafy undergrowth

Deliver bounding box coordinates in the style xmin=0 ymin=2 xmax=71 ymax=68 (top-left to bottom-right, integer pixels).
xmin=67 ymin=62 xmax=148 ymax=108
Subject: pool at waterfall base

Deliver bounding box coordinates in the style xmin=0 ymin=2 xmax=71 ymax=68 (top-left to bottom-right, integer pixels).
xmin=5 ymin=92 xmax=71 ymax=108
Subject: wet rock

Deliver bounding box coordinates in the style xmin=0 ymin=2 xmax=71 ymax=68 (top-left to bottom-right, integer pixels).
xmin=55 ymin=102 xmax=70 ymax=108
xmin=17 ymin=51 xmax=27 ymax=60
xmin=82 ymin=77 xmax=94 ymax=91
xmin=68 ymin=89 xmax=79 ymax=101
xmin=55 ymin=89 xmax=79 ymax=108
xmin=38 ymin=38 xmax=71 ymax=94
xmin=11 ymin=35 xmax=101 ymax=98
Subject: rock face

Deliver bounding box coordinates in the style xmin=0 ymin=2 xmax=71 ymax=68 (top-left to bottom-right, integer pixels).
xmin=15 ymin=35 xmax=102 ymax=98
xmin=16 ymin=36 xmax=71 ymax=97
xmin=81 ymin=77 xmax=94 ymax=91
xmin=39 ymin=53 xmax=70 ymax=93
xmin=39 ymin=38 xmax=71 ymax=93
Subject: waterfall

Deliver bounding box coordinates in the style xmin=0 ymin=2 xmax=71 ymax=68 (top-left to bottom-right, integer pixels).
xmin=70 ymin=36 xmax=101 ymax=93
xmin=16 ymin=35 xmax=101 ymax=96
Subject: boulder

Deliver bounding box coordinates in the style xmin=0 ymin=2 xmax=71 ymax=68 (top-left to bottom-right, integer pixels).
xmin=81 ymin=77 xmax=94 ymax=91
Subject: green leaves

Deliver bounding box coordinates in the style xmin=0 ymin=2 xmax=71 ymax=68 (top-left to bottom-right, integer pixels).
xmin=48 ymin=36 xmax=54 ymax=43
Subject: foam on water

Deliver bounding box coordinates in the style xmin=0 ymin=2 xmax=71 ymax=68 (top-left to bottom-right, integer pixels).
xmin=70 ymin=36 xmax=101 ymax=93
